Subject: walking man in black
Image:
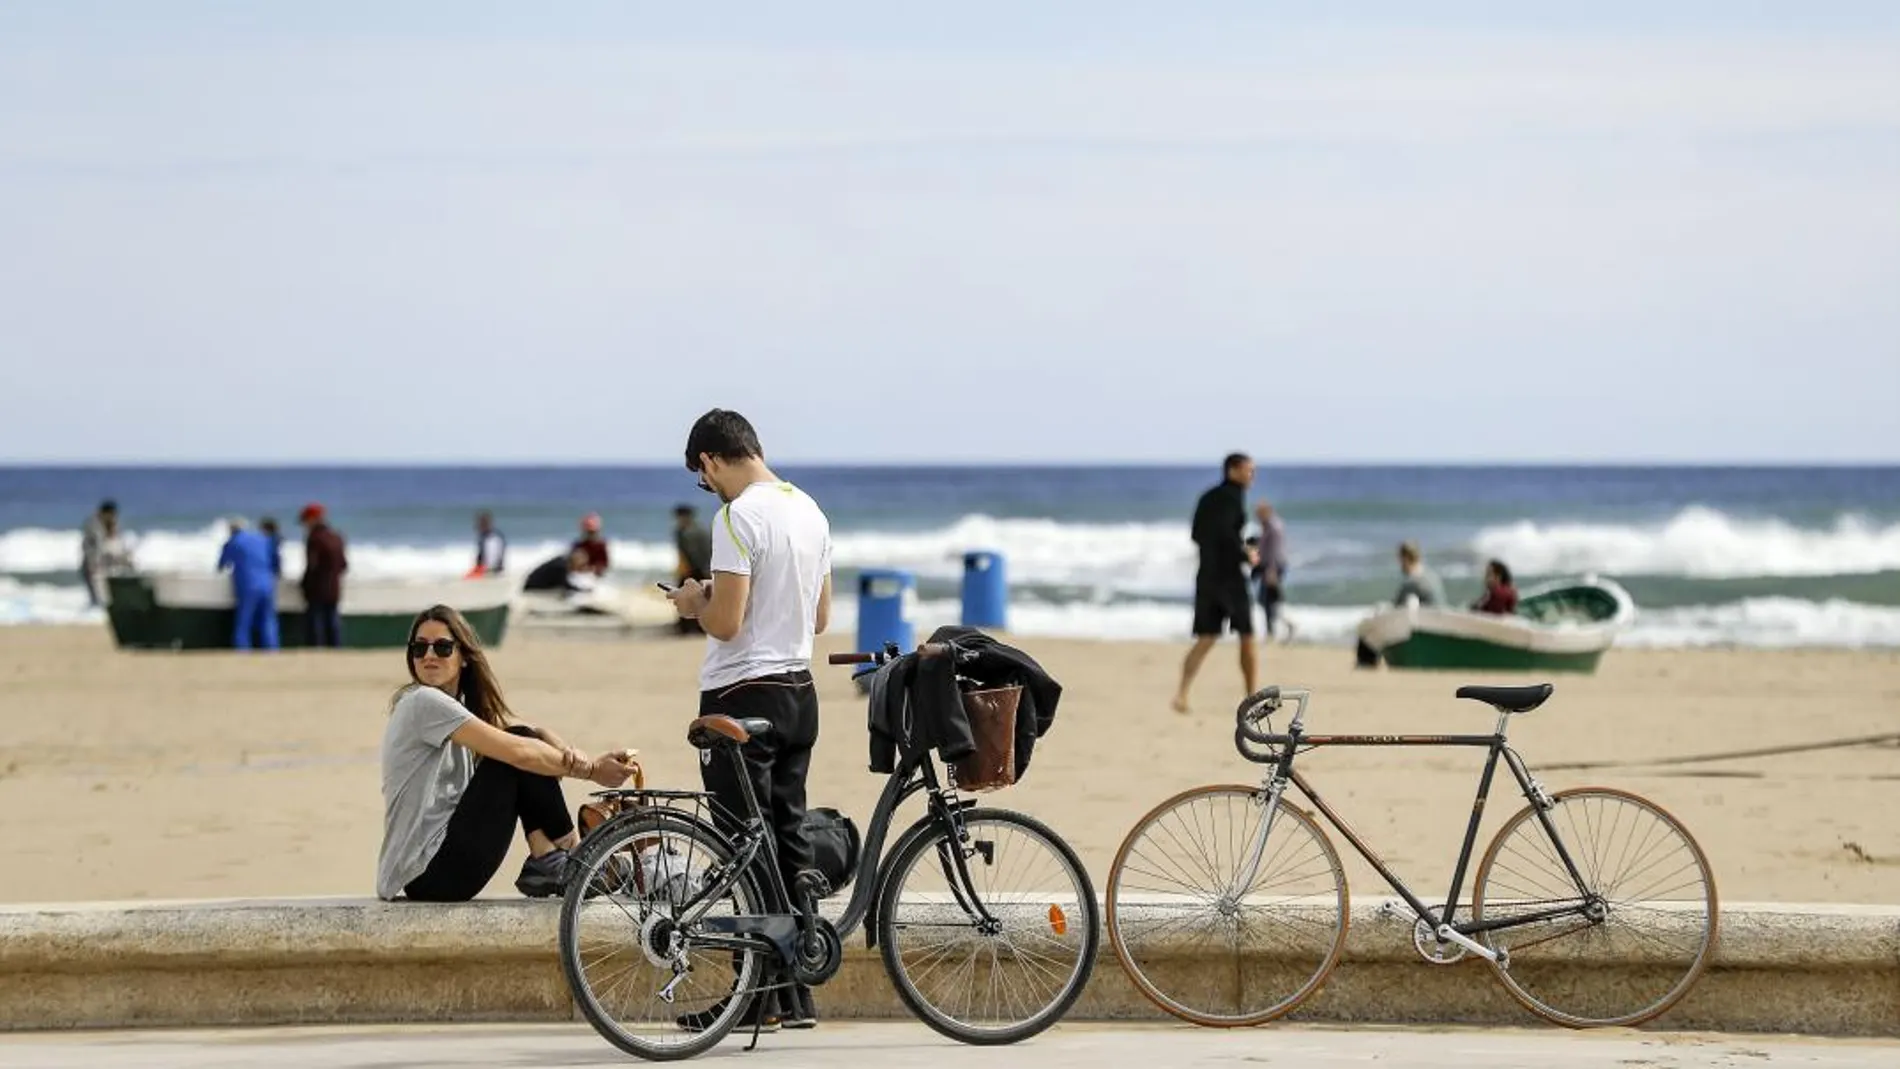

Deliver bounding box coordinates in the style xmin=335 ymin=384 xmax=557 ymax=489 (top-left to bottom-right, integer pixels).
xmin=1171 ymin=452 xmax=1259 ymax=714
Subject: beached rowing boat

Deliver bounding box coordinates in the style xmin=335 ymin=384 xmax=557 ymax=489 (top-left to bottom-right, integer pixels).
xmin=103 ymin=572 xmax=514 ymax=650
xmin=1355 ymin=575 xmax=1637 ymax=673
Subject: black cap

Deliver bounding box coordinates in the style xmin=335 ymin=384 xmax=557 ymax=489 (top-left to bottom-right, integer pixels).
xmin=100 ymin=499 xmax=118 ymax=512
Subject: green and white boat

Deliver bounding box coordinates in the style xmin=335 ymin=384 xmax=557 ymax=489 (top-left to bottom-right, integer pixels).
xmin=1355 ymin=575 xmax=1637 ymax=674
xmin=104 ymin=572 xmax=514 ymax=650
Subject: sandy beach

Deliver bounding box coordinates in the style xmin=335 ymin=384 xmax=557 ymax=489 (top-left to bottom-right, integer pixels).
xmin=1 ymin=624 xmax=1895 ymax=906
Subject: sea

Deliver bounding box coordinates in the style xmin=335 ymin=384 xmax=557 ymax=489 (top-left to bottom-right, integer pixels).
xmin=4 ymin=464 xmax=1899 ymax=649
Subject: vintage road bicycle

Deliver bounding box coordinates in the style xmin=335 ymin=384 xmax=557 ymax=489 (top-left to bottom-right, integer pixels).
xmin=1104 ymin=682 xmax=1718 ymax=1028
xmin=557 ymin=641 xmax=1101 ymax=1060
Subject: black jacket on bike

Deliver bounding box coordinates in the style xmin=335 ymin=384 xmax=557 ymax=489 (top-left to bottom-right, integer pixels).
xmin=866 ymin=625 xmax=1063 ymax=780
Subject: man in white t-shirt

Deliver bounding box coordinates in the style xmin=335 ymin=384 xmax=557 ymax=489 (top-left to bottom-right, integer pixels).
xmin=666 ymin=408 xmax=833 ymax=1032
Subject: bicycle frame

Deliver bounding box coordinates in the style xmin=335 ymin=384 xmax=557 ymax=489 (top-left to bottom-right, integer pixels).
xmin=1235 ymin=688 xmax=1600 ymax=963
xmin=643 ymin=739 xmax=1002 ymax=969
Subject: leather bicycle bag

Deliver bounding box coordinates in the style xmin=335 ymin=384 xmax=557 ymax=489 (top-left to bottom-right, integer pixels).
xmin=952 ymin=684 xmax=1022 ymax=792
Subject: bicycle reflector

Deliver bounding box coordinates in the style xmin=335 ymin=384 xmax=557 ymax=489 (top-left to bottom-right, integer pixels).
xmin=1047 ymin=903 xmax=1068 ymax=936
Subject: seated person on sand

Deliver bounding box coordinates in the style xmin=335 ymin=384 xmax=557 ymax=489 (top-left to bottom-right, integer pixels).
xmin=521 ymin=547 xmax=597 ymax=597
xmin=1470 ymin=559 xmax=1519 ymax=615
xmin=377 ymin=605 xmax=638 ymax=902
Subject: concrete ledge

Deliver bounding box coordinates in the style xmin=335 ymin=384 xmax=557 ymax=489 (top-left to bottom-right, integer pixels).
xmin=2 ymin=896 xmax=1894 ymax=1036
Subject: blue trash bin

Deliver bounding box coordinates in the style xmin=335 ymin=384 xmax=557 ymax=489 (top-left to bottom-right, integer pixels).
xmin=960 ymin=550 xmax=1008 ymax=629
xmin=855 ymin=568 xmax=916 ymax=680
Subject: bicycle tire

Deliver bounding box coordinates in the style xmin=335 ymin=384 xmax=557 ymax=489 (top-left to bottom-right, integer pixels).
xmin=558 ymin=809 xmax=769 ymax=1061
xmin=1473 ymin=786 xmax=1718 ymax=1028
xmin=1105 ymin=784 xmax=1349 ymax=1027
xmin=875 ymin=807 xmax=1101 ymax=1045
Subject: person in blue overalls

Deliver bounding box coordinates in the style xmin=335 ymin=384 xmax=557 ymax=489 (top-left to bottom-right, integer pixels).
xmin=218 ymin=517 xmax=281 ymax=651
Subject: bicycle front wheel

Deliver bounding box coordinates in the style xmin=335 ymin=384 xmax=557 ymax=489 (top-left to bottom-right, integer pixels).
xmin=1105 ymin=785 xmax=1348 ymax=1027
xmin=876 ymin=808 xmax=1100 ymax=1045
xmin=558 ymin=810 xmax=769 ymax=1061
xmin=1473 ymin=786 xmax=1718 ymax=1028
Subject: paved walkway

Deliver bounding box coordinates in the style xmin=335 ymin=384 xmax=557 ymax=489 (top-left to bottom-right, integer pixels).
xmin=2 ymin=1022 xmax=1894 ymax=1068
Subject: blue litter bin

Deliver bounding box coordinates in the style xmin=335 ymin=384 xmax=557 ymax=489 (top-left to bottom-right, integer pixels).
xmin=855 ymin=568 xmax=916 ymax=680
xmin=960 ymin=550 xmax=1008 ymax=629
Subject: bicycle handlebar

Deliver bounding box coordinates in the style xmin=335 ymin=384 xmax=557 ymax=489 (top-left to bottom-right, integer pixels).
xmin=1234 ymin=684 xmax=1313 ymax=749
xmin=826 ymin=641 xmax=964 ymax=668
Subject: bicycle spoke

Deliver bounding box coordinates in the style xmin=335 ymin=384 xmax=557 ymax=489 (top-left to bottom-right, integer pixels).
xmin=1107 ymin=787 xmax=1346 ymax=1026
xmin=1475 ymin=788 xmax=1716 ymax=1027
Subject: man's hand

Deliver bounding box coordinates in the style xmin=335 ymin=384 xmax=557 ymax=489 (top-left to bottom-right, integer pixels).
xmin=668 ymin=578 xmax=710 ymax=618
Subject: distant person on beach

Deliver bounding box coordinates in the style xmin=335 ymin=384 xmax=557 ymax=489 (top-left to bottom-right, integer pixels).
xmin=1172 ymin=453 xmax=1259 ymax=714
xmin=1471 ymin=559 xmax=1519 ymax=615
xmin=521 ymin=547 xmax=594 ymax=595
xmin=298 ymin=503 xmax=348 ymax=648
xmin=79 ymin=499 xmax=133 ymax=607
xmin=1356 ymin=541 xmax=1447 ymax=667
xmin=1391 ymin=541 xmax=1446 ymax=609
xmin=260 ymin=517 xmax=284 ymax=577
xmin=470 ymin=511 xmax=507 ymax=577
xmin=672 ymin=504 xmax=713 ymax=636
xmin=1250 ymin=500 xmax=1295 ymax=644
xmin=217 ymin=518 xmax=280 ymax=651
xmin=665 ymin=407 xmax=833 ymax=1032
xmin=571 ymin=513 xmax=610 ymax=576
xmin=377 ymin=605 xmax=639 ymax=902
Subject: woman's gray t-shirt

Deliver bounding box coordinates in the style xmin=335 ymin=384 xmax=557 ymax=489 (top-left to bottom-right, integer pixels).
xmin=377 ymin=685 xmax=476 ymax=900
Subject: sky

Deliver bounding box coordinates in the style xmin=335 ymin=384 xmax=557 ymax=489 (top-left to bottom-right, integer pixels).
xmin=1 ymin=2 xmax=1897 ymax=465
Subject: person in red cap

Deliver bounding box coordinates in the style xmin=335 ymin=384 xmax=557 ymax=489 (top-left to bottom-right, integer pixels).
xmin=569 ymin=512 xmax=610 ymax=577
xmin=299 ymin=502 xmax=349 ymax=647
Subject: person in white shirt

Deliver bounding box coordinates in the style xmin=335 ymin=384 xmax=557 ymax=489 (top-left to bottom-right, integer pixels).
xmin=666 ymin=408 xmax=833 ymax=1032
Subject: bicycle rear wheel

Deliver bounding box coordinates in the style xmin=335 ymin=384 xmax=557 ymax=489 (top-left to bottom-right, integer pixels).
xmin=558 ymin=810 xmax=769 ymax=1061
xmin=876 ymin=808 xmax=1100 ymax=1045
xmin=1105 ymin=785 xmax=1348 ymax=1027
xmin=1473 ymin=786 xmax=1717 ymax=1028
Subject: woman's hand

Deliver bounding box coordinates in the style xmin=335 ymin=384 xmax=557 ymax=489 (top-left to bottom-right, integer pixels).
xmin=587 ymin=748 xmax=640 ymax=788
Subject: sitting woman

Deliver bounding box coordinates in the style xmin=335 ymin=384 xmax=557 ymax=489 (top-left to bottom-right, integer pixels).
xmin=1471 ymin=559 xmax=1520 ymax=616
xmin=377 ymin=604 xmax=638 ymax=902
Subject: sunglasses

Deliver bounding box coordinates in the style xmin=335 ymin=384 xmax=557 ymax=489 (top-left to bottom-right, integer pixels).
xmin=408 ymin=638 xmax=458 ymax=660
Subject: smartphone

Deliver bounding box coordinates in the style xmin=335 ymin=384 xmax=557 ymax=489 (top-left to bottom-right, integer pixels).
xmin=655 ymin=581 xmax=678 ymax=594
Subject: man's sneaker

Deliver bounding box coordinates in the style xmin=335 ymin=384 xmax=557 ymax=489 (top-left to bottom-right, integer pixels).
xmin=676 ymin=996 xmax=778 ymax=1034
xmin=515 ymin=849 xmax=573 ymax=898
xmin=781 ymin=984 xmax=818 ymax=1030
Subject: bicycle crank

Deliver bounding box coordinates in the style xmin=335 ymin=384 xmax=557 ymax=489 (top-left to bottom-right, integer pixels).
xmin=790 ymin=917 xmax=843 ymax=985
xmin=1411 ymin=910 xmax=1467 ymax=966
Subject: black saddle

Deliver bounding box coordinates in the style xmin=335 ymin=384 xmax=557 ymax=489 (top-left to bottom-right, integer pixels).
xmin=1454 ymin=683 xmax=1553 ymax=714
xmin=687 ymin=715 xmax=774 ymax=749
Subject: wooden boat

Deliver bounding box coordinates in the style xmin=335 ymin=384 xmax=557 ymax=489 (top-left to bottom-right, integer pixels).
xmin=1355 ymin=575 xmax=1636 ymax=673
xmin=103 ymin=572 xmax=514 ymax=650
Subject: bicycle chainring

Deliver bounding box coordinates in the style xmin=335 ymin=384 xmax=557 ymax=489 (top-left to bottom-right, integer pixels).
xmin=1411 ymin=911 xmax=1468 ymax=966
xmin=790 ymin=917 xmax=843 ymax=985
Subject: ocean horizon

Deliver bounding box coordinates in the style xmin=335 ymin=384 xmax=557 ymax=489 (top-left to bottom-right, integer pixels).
xmin=5 ymin=463 xmax=1898 ymax=649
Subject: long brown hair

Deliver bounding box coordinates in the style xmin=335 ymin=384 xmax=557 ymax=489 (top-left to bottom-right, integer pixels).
xmin=392 ymin=604 xmax=514 ymax=728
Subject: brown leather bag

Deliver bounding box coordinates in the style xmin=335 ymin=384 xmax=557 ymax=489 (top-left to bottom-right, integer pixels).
xmin=952 ymin=685 xmax=1022 ymax=792
xmin=576 ymin=761 xmax=675 ymax=893
xmin=576 ymin=758 xmax=646 ymax=834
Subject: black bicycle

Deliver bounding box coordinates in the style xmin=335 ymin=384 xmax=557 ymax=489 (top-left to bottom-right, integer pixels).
xmin=557 ymin=641 xmax=1101 ymax=1061
xmin=1104 ymin=683 xmax=1718 ymax=1029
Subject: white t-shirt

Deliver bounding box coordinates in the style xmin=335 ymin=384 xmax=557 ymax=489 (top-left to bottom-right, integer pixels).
xmin=699 ymin=480 xmax=833 ymax=691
